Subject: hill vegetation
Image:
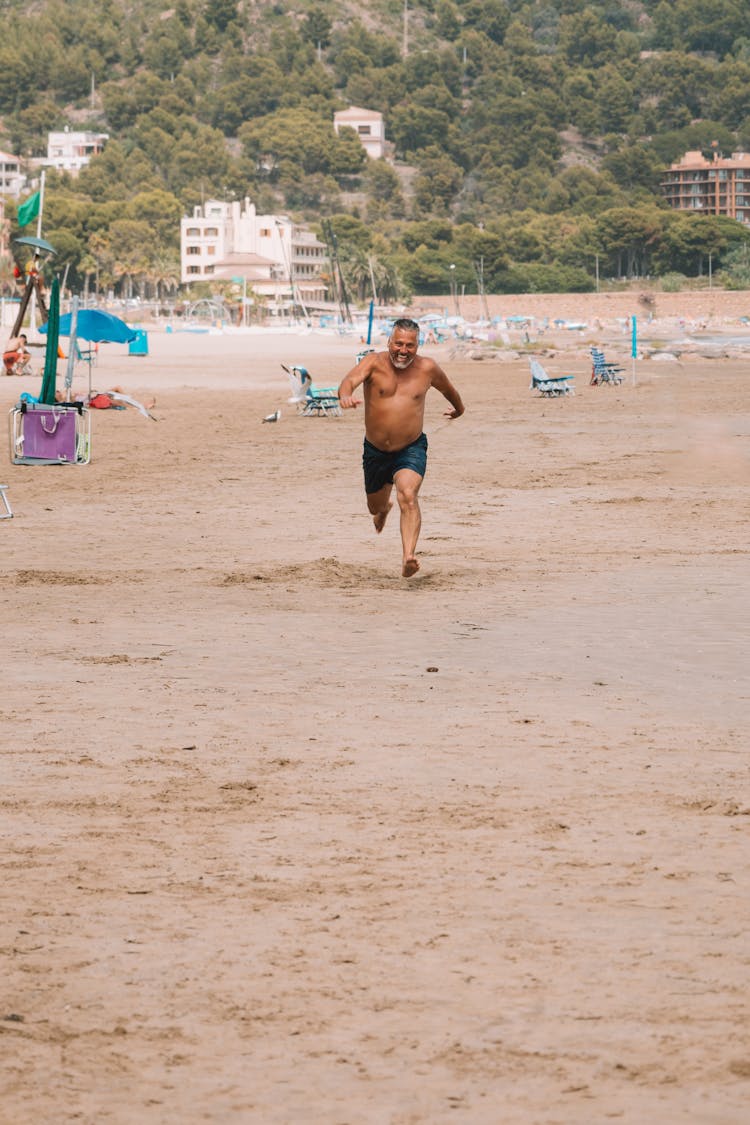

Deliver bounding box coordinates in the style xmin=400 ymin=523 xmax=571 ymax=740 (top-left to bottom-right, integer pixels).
xmin=4 ymin=0 xmax=750 ymax=301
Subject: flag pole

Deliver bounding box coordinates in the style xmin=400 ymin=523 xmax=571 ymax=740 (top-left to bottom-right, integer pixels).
xmin=29 ymin=170 xmax=46 ymax=335
xmin=36 ymin=169 xmax=45 ymax=239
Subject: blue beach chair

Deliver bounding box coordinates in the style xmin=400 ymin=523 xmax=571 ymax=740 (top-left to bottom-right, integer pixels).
xmin=529 ymin=358 xmax=575 ymax=397
xmin=590 ymin=347 xmax=624 ymax=385
xmin=282 ymin=364 xmax=341 ymax=417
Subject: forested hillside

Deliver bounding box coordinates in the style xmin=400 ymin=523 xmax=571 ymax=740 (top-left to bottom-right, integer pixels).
xmin=4 ymin=0 xmax=750 ymax=299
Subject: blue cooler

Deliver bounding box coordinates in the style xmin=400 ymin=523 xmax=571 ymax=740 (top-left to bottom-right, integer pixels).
xmin=129 ymin=329 xmax=148 ymax=356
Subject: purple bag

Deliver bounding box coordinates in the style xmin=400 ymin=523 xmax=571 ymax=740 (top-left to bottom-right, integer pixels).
xmin=22 ymin=405 xmax=78 ymax=462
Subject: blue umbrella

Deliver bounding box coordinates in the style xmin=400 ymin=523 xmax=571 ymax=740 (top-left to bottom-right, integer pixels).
xmin=40 ymin=308 xmax=137 ymax=344
xmin=13 ymin=235 xmax=57 ymax=256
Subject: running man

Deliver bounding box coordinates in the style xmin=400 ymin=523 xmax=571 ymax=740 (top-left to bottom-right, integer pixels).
xmin=338 ymin=317 xmax=465 ymax=577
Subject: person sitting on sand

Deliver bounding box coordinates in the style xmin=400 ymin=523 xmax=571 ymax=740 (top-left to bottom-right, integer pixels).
xmin=3 ymin=333 xmax=31 ymax=376
xmin=337 ymin=317 xmax=465 ymax=578
xmin=54 ymin=385 xmax=157 ymax=416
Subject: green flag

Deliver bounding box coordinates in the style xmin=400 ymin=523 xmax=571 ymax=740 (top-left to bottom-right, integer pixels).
xmin=17 ymin=190 xmax=40 ymax=227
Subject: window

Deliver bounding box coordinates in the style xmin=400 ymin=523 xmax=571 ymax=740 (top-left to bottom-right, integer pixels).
xmin=187 ymin=266 xmax=200 ymax=275
xmin=204 ymin=265 xmax=214 ymax=274
xmin=358 ymin=125 xmax=371 ymax=135
xmin=206 ymin=245 xmax=216 ymax=255
xmin=205 ymin=227 xmax=219 ymax=237
xmin=187 ymin=246 xmax=200 ymax=255
xmin=186 ymin=227 xmax=200 ymax=236
xmin=260 ymin=228 xmax=271 ymax=237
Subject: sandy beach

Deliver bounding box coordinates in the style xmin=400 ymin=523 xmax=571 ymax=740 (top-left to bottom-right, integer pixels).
xmin=1 ymin=293 xmax=749 ymax=1123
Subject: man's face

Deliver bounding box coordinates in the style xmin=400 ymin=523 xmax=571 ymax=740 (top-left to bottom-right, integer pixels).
xmin=388 ymin=328 xmax=418 ymax=370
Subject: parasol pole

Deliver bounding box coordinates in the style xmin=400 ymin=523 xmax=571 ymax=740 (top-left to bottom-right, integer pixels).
xmin=64 ymin=295 xmax=79 ymax=402
xmin=631 ymin=313 xmax=637 ymax=386
xmin=29 ymin=275 xmax=37 ymax=335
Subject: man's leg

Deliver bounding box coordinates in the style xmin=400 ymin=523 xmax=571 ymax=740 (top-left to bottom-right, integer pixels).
xmin=393 ymin=468 xmax=423 ymax=577
xmin=366 ymin=482 xmax=393 ymax=533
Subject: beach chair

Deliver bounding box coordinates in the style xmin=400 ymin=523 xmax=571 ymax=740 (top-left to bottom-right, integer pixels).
xmin=529 ymin=358 xmax=575 ymax=397
xmin=76 ymin=340 xmax=98 ymax=375
xmin=590 ymin=347 xmax=624 ymax=385
xmin=9 ymin=401 xmax=91 ymax=465
xmin=0 ymin=483 xmax=12 ymax=518
xmin=282 ymin=364 xmax=341 ymax=417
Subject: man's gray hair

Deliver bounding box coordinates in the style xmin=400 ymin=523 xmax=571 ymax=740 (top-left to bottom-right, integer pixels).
xmin=391 ymin=317 xmax=419 ymax=333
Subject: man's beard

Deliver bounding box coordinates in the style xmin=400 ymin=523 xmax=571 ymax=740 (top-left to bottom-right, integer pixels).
xmin=391 ymin=353 xmax=415 ymax=369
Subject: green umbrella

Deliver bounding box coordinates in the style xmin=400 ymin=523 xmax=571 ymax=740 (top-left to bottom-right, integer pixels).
xmin=39 ymin=276 xmax=60 ymax=405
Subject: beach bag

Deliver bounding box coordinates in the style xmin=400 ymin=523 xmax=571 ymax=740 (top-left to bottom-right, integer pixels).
xmin=21 ymin=404 xmax=78 ymax=461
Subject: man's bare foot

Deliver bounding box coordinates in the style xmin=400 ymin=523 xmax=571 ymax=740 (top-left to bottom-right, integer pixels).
xmin=402 ymin=555 xmax=420 ymax=577
xmin=373 ymin=502 xmax=392 ymax=533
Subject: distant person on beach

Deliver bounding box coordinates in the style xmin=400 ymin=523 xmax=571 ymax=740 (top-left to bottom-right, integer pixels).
xmin=3 ymin=332 xmax=31 ymax=375
xmin=338 ymin=317 xmax=465 ymax=578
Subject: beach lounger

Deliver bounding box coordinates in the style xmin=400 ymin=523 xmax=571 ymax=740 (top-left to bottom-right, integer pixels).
xmin=282 ymin=364 xmax=341 ymax=417
xmin=529 ymin=358 xmax=575 ymax=397
xmin=590 ymin=347 xmax=624 ymax=385
xmin=0 ymin=483 xmax=12 ymax=518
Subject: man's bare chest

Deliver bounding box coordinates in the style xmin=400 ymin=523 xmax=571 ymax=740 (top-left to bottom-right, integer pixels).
xmin=367 ymin=372 xmax=429 ymax=402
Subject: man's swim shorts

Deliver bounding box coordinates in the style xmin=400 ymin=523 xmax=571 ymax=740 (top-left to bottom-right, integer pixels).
xmin=362 ymin=432 xmax=428 ymax=495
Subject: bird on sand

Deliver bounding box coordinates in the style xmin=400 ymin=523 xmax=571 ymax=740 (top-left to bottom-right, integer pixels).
xmin=262 ymin=410 xmax=281 ymax=423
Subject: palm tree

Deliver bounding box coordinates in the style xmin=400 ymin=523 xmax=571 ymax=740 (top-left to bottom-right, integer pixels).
xmin=146 ymin=251 xmax=181 ymax=301
xmin=79 ymin=253 xmax=97 ymax=303
xmin=339 ymin=246 xmax=373 ymax=304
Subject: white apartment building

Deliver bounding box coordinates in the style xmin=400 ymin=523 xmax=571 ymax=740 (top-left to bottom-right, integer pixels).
xmin=45 ymin=128 xmax=109 ymax=174
xmin=180 ymin=198 xmax=328 ymax=312
xmin=0 ymin=151 xmax=24 ymax=197
xmin=333 ymin=106 xmax=385 ymax=160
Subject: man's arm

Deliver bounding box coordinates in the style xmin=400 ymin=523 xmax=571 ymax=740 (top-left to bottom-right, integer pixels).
xmin=338 ymin=354 xmax=374 ymax=409
xmin=431 ymin=364 xmax=465 ymax=418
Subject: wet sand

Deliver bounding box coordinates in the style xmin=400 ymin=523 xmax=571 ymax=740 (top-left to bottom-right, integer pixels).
xmin=1 ymin=302 xmax=749 ymax=1122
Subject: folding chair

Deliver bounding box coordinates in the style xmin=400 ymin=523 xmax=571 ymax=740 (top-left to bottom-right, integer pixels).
xmin=590 ymin=347 xmax=624 ymax=385
xmin=76 ymin=340 xmax=98 ymax=377
xmin=0 ymin=483 xmax=12 ymax=518
xmin=9 ymin=401 xmax=91 ymax=465
xmin=282 ymin=364 xmax=341 ymax=417
xmin=529 ymin=357 xmax=575 ymax=397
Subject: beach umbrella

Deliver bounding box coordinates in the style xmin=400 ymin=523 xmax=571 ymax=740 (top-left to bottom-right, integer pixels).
xmin=13 ymin=235 xmax=57 ymax=256
xmin=38 ymin=277 xmax=60 ymax=405
xmin=40 ymin=308 xmax=137 ymax=344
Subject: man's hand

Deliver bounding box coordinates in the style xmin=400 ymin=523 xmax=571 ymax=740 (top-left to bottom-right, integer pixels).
xmin=339 ymin=393 xmax=361 ymax=409
xmin=443 ymin=404 xmax=464 ymax=418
